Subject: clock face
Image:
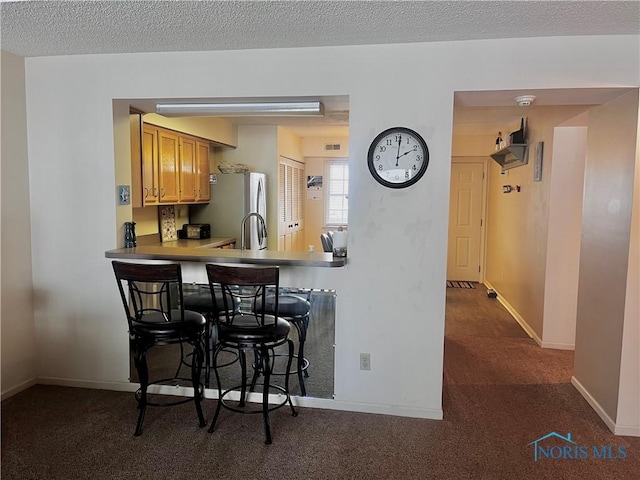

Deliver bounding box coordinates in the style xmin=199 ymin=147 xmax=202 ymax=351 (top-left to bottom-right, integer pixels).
xmin=367 ymin=127 xmax=429 ymax=188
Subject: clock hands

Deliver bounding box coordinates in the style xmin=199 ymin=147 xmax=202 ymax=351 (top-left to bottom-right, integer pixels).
xmin=395 ymin=134 xmax=402 ymax=166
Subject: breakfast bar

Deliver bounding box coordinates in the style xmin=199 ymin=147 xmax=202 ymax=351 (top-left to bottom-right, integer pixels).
xmin=105 ymin=241 xmax=345 ymax=403
xmin=104 ymin=242 xmax=346 ymax=268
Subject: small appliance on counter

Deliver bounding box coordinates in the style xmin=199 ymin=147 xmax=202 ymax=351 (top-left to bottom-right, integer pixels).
xmin=178 ymin=223 xmax=211 ymax=239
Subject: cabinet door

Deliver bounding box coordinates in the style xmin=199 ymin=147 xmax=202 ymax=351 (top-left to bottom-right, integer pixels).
xmin=278 ymin=157 xmax=306 ymax=251
xmin=179 ymin=136 xmax=196 ymax=203
xmin=141 ymin=125 xmax=159 ymax=206
xmin=157 ymin=129 xmax=180 ymax=203
xmin=196 ymin=140 xmax=211 ymax=202
xmin=130 ymin=114 xmax=143 ymax=208
xmin=291 ymin=164 xmax=304 ymax=243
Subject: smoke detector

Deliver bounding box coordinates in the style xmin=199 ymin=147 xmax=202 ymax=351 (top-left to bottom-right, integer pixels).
xmin=514 ymin=95 xmax=536 ymax=107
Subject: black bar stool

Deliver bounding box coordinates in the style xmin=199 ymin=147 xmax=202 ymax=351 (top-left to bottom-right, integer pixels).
xmin=205 ymin=264 xmax=297 ymax=444
xmin=112 ymin=261 xmax=207 ymax=436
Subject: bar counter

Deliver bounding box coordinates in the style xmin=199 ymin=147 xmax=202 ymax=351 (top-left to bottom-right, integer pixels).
xmin=104 ymin=238 xmax=346 ymax=268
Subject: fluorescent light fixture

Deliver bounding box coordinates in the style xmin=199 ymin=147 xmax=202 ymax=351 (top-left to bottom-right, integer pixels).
xmin=155 ymin=101 xmax=324 ymax=117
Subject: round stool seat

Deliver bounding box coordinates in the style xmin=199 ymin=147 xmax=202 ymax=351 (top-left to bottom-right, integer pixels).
xmin=183 ymin=291 xmax=238 ymax=314
xmin=257 ymin=294 xmax=310 ymax=317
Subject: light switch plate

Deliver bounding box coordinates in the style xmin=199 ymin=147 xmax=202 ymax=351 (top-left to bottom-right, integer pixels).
xmin=117 ymin=185 xmax=131 ymax=205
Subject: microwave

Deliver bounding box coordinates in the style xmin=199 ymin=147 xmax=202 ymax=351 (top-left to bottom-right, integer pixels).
xmin=180 ymin=224 xmax=211 ymax=240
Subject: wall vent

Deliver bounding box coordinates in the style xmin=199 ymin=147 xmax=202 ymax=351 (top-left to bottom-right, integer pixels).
xmin=325 ymin=144 xmax=341 ymax=151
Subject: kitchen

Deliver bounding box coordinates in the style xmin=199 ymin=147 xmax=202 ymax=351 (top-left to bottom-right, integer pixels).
xmin=111 ymin=97 xmax=351 ymax=402
xmin=125 ymin=97 xmax=350 ymax=255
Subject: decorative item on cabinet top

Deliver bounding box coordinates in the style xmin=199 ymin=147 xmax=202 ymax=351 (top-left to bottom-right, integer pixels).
xmin=218 ymin=160 xmax=250 ymax=174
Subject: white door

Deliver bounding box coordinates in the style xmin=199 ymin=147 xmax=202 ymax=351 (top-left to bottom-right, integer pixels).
xmin=447 ymin=162 xmax=485 ymax=281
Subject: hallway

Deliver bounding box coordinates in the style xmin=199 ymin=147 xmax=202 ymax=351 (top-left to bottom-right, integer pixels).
xmin=441 ymin=285 xmax=639 ymax=476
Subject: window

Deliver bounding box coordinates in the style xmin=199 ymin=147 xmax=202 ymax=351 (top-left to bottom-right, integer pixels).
xmin=325 ymin=159 xmax=349 ymax=226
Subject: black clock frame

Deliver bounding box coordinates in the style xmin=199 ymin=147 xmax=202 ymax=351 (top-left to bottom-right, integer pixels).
xmin=367 ymin=127 xmax=430 ymax=189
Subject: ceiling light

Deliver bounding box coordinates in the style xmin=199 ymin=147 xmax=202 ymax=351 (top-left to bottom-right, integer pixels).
xmin=514 ymin=95 xmax=536 ymax=107
xmin=155 ymin=101 xmax=324 ymax=117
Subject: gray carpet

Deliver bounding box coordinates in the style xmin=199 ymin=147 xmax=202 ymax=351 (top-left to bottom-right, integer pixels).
xmin=3 ymin=288 xmax=639 ymax=479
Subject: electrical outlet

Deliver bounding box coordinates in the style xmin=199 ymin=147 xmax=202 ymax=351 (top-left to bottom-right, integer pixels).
xmin=360 ymin=353 xmax=371 ymax=371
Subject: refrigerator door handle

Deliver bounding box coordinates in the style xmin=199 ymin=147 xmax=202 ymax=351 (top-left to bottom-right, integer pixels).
xmin=256 ymin=177 xmax=267 ymax=248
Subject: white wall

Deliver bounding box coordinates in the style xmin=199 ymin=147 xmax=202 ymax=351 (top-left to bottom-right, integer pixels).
xmin=573 ymin=90 xmax=639 ymax=432
xmin=15 ymin=35 xmax=640 ymax=424
xmin=1 ymin=51 xmax=37 ymax=398
xmin=616 ymin=109 xmax=640 ymax=433
xmin=542 ymin=125 xmax=588 ymax=349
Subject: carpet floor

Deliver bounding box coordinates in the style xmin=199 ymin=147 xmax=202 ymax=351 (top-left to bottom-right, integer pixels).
xmin=2 ymin=287 xmax=638 ymax=479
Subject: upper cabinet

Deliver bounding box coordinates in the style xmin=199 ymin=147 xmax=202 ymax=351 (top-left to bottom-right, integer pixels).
xmin=133 ymin=123 xmax=211 ymax=206
xmin=196 ymin=140 xmax=211 ymax=202
xmin=178 ymin=135 xmax=197 ymax=203
xmin=157 ymin=128 xmax=180 ymax=203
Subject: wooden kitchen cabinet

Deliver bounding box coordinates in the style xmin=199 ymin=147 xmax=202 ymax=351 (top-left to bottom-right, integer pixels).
xmin=157 ymin=129 xmax=180 ymax=203
xmin=141 ymin=125 xmax=160 ymax=205
xmin=179 ymin=135 xmax=197 ymax=203
xmin=196 ymin=140 xmax=211 ymax=202
xmin=137 ymin=124 xmax=211 ymax=206
xmin=141 ymin=125 xmax=179 ymax=205
xmin=278 ymin=157 xmax=305 ymax=252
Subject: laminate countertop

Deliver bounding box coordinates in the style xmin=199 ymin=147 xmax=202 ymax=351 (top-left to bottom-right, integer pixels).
xmin=105 ymin=237 xmax=346 ymax=268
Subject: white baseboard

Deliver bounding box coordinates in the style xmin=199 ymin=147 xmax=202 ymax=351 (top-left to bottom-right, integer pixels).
xmin=483 ymin=281 xmax=542 ymax=346
xmin=541 ymin=341 xmax=575 ymax=350
xmin=571 ymin=376 xmax=617 ymax=433
xmin=613 ymin=424 xmax=640 ymax=436
xmin=30 ymin=377 xmax=444 ymax=421
xmin=1 ymin=377 xmax=38 ymax=401
xmin=571 ymin=376 xmax=640 ymax=437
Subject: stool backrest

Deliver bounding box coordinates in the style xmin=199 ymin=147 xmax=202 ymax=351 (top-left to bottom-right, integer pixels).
xmin=112 ymin=261 xmax=186 ymax=330
xmin=206 ymin=264 xmax=279 ymax=329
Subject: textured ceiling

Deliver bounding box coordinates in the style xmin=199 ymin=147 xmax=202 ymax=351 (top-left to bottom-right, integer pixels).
xmin=1 ymin=1 xmax=638 ymax=58
xmin=1 ymin=1 xmax=637 ymax=137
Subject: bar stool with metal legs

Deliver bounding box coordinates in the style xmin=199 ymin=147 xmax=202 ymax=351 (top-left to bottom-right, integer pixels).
xmin=205 ymin=263 xmax=297 ymax=444
xmin=255 ymin=290 xmax=311 ymax=396
xmin=112 ymin=261 xmax=207 ymax=436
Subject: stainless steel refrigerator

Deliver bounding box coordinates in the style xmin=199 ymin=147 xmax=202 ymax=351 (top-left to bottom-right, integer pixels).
xmin=190 ymin=172 xmax=267 ymax=250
